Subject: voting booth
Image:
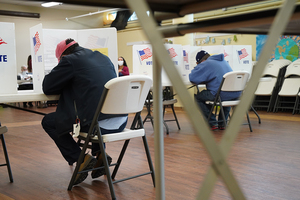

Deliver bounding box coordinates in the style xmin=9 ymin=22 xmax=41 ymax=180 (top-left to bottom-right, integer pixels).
xmin=0 ymin=22 xmax=118 ymax=96
xmin=132 ymin=44 xmax=253 ymax=85
xmin=132 ymin=44 xmax=189 ymax=86
xmin=39 ymin=25 xmax=118 ymax=93
xmin=0 ymin=22 xmax=18 ymax=95
xmin=42 ymin=27 xmax=118 ymax=73
xmin=184 ymin=45 xmax=253 ymax=75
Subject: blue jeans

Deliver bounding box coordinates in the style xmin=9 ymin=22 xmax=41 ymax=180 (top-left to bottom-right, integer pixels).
xmin=194 ymin=90 xmax=231 ymax=127
xmin=42 ymin=112 xmax=127 ymax=164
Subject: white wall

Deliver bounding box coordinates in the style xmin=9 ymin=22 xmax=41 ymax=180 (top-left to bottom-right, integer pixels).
xmin=0 ymin=3 xmax=104 ymax=73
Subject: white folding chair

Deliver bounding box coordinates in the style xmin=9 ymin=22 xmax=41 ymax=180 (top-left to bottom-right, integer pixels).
xmin=253 ymin=59 xmax=291 ymax=112
xmin=273 ymin=59 xmax=300 ymax=114
xmin=284 ymin=58 xmax=300 ymax=77
xmin=68 ymin=75 xmax=155 ymax=200
xmin=163 ymin=98 xmax=180 ymax=130
xmin=162 ymin=86 xmax=180 ymax=133
xmin=143 ymin=87 xmax=180 ymax=135
xmin=273 ymin=78 xmax=300 ymax=114
xmin=0 ymin=125 xmax=13 ymax=183
xmin=206 ymin=71 xmax=252 ymax=131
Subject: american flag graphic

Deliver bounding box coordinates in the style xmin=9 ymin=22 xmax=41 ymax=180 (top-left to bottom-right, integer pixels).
xmin=33 ymin=32 xmax=41 ymax=54
xmin=0 ymin=37 xmax=7 ymax=45
xmin=168 ymin=48 xmax=177 ymax=58
xmin=85 ymin=35 xmax=107 ymax=49
xmin=138 ymin=47 xmax=152 ymax=61
xmin=224 ymin=50 xmax=229 ymax=58
xmin=183 ymin=50 xmax=188 ymax=62
xmin=237 ymin=48 xmax=248 ymax=60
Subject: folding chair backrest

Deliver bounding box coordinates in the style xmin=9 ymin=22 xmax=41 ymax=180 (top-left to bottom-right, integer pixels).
xmin=262 ymin=59 xmax=291 ymax=77
xmin=278 ymin=78 xmax=300 ymax=96
xmin=101 ymin=75 xmax=152 ymax=114
xmin=221 ymin=71 xmax=250 ymax=92
xmin=285 ymin=59 xmax=300 ymax=78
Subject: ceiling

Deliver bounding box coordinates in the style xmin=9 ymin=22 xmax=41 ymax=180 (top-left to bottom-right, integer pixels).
xmin=1 ymin=0 xmax=300 ymax=36
xmin=0 ymin=0 xmax=105 ymax=12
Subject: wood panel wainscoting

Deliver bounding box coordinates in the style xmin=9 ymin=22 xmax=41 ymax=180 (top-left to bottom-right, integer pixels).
xmin=0 ymin=105 xmax=300 ymax=200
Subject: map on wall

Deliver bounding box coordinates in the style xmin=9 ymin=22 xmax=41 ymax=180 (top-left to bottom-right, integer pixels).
xmin=256 ymin=35 xmax=300 ymax=62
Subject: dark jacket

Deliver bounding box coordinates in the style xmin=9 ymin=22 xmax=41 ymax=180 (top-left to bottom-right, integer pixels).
xmin=43 ymin=46 xmax=118 ymax=135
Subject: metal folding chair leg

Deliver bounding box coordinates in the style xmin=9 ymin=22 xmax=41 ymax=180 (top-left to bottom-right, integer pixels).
xmin=163 ymin=104 xmax=180 ymax=132
xmin=170 ymin=104 xmax=181 ymax=130
xmin=1 ymin=133 xmax=13 ymax=183
xmin=293 ymin=95 xmax=300 ymax=114
xmin=250 ymin=105 xmax=261 ymax=124
xmin=67 ymin=136 xmax=91 ymax=191
xmin=142 ymin=135 xmax=156 ymax=186
xmin=246 ymin=112 xmax=253 ymax=132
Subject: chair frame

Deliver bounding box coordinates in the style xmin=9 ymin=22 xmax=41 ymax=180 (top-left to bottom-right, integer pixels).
xmin=163 ymin=99 xmax=181 ymax=130
xmin=273 ymin=68 xmax=300 ymax=113
xmin=143 ymin=89 xmax=180 ymax=135
xmin=162 ymin=86 xmax=180 ymax=131
xmin=206 ymin=71 xmax=252 ymax=132
xmin=253 ymin=63 xmax=289 ymax=112
xmin=67 ymin=76 xmax=155 ymax=200
xmin=274 ymin=85 xmax=300 ymax=114
xmin=0 ymin=126 xmax=13 ymax=183
xmin=294 ymin=92 xmax=300 ymax=114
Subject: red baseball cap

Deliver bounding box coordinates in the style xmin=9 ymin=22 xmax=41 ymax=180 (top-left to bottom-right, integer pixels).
xmin=55 ymin=39 xmax=77 ymax=61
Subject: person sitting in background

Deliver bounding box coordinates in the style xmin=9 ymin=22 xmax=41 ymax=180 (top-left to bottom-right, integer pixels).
xmin=17 ymin=64 xmax=33 ymax=108
xmin=27 ymin=55 xmax=32 ymax=74
xmin=18 ymin=65 xmax=29 ymax=80
xmin=189 ymin=50 xmax=241 ymax=131
xmin=118 ymin=56 xmax=129 ymax=76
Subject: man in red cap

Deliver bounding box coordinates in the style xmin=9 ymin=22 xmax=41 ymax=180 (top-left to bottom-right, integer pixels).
xmin=42 ymin=38 xmax=128 ymax=185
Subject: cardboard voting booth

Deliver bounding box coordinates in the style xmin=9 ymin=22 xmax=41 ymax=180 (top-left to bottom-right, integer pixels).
xmin=224 ymin=45 xmax=252 ymax=74
xmin=0 ymin=22 xmax=18 ymax=95
xmin=1 ymin=22 xmax=118 ymax=96
xmin=30 ymin=24 xmax=44 ymax=93
xmin=185 ymin=45 xmax=253 ymax=75
xmin=30 ymin=25 xmax=118 ymax=94
xmin=133 ymin=44 xmax=252 ymax=86
xmin=42 ymin=27 xmax=118 ymax=73
xmin=132 ymin=44 xmax=189 ymax=86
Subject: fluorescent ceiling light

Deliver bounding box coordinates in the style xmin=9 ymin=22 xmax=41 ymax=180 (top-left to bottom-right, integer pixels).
xmin=41 ymin=2 xmax=62 ymax=7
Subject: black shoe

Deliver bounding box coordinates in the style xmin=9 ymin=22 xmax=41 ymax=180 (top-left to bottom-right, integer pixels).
xmin=74 ymin=154 xmax=97 ymax=185
xmin=91 ymin=153 xmax=112 ymax=179
xmin=28 ymin=102 xmax=33 ymax=107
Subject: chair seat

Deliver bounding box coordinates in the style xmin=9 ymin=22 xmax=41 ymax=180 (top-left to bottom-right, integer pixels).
xmin=79 ymin=128 xmax=145 ymax=143
xmin=206 ymin=100 xmax=240 ymax=107
xmin=163 ymin=99 xmax=177 ymax=105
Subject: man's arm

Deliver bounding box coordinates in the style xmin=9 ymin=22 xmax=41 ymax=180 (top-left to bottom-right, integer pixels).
xmin=42 ymin=59 xmax=73 ymax=95
xmin=189 ymin=62 xmax=211 ymax=85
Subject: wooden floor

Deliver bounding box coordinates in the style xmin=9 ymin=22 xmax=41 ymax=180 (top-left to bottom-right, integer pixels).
xmin=0 ymin=104 xmax=300 ymax=200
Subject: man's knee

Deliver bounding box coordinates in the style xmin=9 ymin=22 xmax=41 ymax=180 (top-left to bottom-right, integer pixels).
xmin=41 ymin=112 xmax=55 ymax=131
xmin=41 ymin=114 xmax=49 ymax=129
